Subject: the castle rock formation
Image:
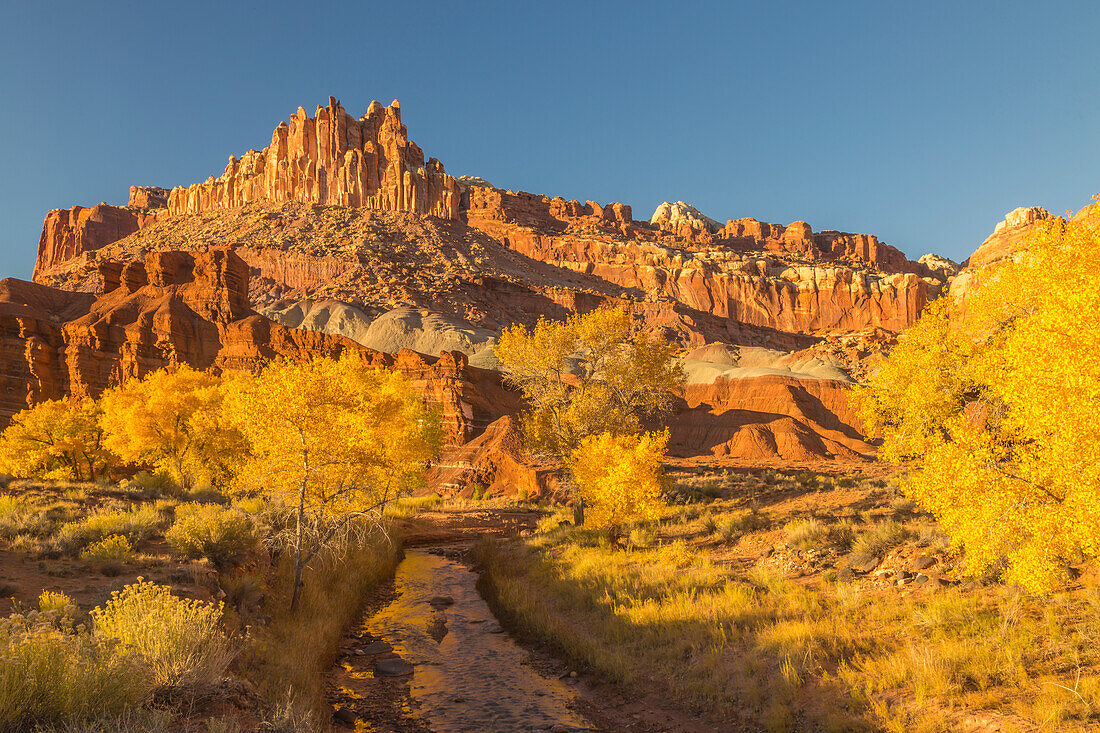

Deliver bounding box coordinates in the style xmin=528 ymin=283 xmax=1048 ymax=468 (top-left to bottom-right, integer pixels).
xmin=166 ymin=97 xmax=460 ymax=220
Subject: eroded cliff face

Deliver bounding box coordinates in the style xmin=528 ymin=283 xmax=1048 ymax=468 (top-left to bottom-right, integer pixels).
xmin=34 ymin=204 xmax=166 ymax=282
xmin=2 ymin=248 xmax=497 ymax=445
xmin=22 ymin=96 xmax=959 ymax=471
xmin=167 ymin=97 xmax=460 ymax=220
xmin=465 ymin=187 xmax=942 ymax=335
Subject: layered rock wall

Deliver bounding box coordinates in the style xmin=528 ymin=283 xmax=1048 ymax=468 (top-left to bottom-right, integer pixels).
xmin=34 ymin=204 xmax=165 ymax=282
xmin=167 ymin=97 xmax=460 ymax=220
xmin=3 ymin=248 xmax=492 ymax=444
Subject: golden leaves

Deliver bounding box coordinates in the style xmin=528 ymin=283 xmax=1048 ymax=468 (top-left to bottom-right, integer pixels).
xmin=857 ymin=209 xmax=1100 ymax=592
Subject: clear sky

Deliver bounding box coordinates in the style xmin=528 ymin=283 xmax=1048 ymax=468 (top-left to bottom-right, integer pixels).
xmin=2 ymin=1 xmax=1098 ymax=279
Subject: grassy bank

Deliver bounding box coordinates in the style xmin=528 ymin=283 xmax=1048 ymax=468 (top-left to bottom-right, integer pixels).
xmin=0 ymin=480 xmax=401 ymax=732
xmin=473 ymin=470 xmax=1100 ymax=732
xmin=247 ymin=528 xmax=400 ymax=727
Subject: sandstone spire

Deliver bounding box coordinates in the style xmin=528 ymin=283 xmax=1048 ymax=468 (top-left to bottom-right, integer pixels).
xmin=166 ymin=97 xmax=460 ymax=219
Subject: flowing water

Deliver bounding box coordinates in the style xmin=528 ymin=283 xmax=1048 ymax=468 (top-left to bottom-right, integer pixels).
xmin=362 ymin=549 xmax=593 ymax=732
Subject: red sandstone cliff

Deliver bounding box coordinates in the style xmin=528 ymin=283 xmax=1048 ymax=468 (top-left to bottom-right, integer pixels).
xmin=3 ymin=248 xmax=501 ymax=445
xmin=167 ymin=97 xmax=460 ymax=220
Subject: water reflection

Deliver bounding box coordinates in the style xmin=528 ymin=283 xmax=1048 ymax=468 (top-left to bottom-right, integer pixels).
xmin=364 ymin=550 xmax=592 ymax=732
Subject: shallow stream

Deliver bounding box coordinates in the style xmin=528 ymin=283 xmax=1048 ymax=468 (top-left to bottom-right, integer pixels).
xmin=362 ymin=549 xmax=593 ymax=732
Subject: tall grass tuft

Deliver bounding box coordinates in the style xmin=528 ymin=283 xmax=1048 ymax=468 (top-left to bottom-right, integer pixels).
xmin=54 ymin=505 xmax=164 ymax=555
xmin=850 ymin=521 xmax=915 ymax=566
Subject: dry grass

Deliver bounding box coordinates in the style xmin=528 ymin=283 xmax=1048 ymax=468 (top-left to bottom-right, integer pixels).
xmin=474 ymin=471 xmax=1100 ymax=731
xmin=246 ymin=525 xmax=400 ymax=723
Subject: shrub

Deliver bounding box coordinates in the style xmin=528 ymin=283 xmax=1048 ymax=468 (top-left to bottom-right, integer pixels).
xmin=91 ymin=578 xmax=233 ymax=691
xmin=627 ymin=527 xmax=655 ymax=549
xmin=54 ymin=505 xmax=163 ymax=555
xmin=850 ymin=520 xmax=915 ymax=565
xmin=80 ymin=535 xmax=133 ymax=574
xmin=0 ymin=610 xmax=150 ymax=732
xmin=166 ymin=503 xmax=257 ymax=569
xmin=0 ymin=495 xmax=53 ymax=543
xmin=701 ymin=512 xmax=718 ymax=534
xmin=130 ymin=469 xmax=177 ymax=495
xmin=786 ymin=518 xmax=855 ymax=552
xmin=571 ymin=431 xmax=668 ymax=529
xmin=37 ymin=591 xmax=74 ymax=614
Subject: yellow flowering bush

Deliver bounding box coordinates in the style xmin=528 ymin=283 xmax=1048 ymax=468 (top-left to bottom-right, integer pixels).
xmin=91 ymin=578 xmax=233 ymax=690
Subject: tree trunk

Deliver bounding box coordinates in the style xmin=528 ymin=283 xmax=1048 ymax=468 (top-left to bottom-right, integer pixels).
xmin=290 ymin=477 xmax=307 ymax=611
xmin=573 ymin=497 xmax=585 ymax=526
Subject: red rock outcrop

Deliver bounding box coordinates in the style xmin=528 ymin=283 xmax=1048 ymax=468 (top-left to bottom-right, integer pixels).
xmin=34 ymin=204 xmax=165 ymax=282
xmin=425 ymin=415 xmax=560 ymax=498
xmin=2 ymin=248 xmax=498 ymax=445
xmin=167 ymin=97 xmax=460 ymax=220
xmin=128 ymin=186 xmax=169 ymax=209
xmin=670 ymin=374 xmax=872 ymax=462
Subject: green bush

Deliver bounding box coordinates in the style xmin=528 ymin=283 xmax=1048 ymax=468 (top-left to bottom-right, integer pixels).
xmin=166 ymin=503 xmax=257 ymax=569
xmin=91 ymin=578 xmax=233 ymax=691
xmin=0 ymin=610 xmax=149 ymax=732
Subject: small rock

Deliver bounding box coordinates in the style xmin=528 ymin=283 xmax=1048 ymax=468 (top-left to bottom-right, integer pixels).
xmin=896 ymin=577 xmax=911 ymax=586
xmin=333 ymin=707 xmax=357 ymax=725
xmin=900 ymin=570 xmax=915 ymax=580
xmin=375 ymin=657 xmax=414 ymax=676
xmin=912 ymin=555 xmax=937 ymax=571
xmin=353 ymin=649 xmax=365 ymax=656
xmin=569 ymin=671 xmax=578 ymax=678
xmin=836 ymin=567 xmax=855 ymax=582
xmin=851 ymin=555 xmax=882 ymax=573
xmin=874 ymin=569 xmax=894 ymax=578
xmin=362 ymin=640 xmax=392 ymax=655
xmin=914 ymin=574 xmax=930 ymax=584
xmin=428 ymin=595 xmax=454 ymax=609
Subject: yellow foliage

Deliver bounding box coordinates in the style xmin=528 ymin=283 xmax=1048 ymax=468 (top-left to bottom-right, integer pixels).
xmin=570 ymin=431 xmax=668 ymax=529
xmin=222 ymin=355 xmax=440 ymax=607
xmin=91 ymin=578 xmax=232 ymax=690
xmin=37 ymin=591 xmax=74 ymax=614
xmin=494 ymin=308 xmax=684 ymax=459
xmin=857 ymin=208 xmax=1100 ymax=592
xmin=99 ymin=366 xmax=241 ymax=489
xmin=0 ymin=397 xmax=113 ymax=481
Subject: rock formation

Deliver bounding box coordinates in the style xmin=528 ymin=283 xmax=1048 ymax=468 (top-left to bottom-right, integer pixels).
xmin=1 ymin=248 xmax=502 ymax=445
xmin=651 ymin=201 xmax=721 ymax=234
xmin=34 ymin=204 xmax=165 ymax=282
xmin=166 ymin=97 xmax=460 ymax=220
xmin=21 ymin=95 xmax=970 ymax=472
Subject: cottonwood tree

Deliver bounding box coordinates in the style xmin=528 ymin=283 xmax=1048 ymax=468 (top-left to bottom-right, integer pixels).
xmin=0 ymin=397 xmax=114 ymax=481
xmin=856 ymin=209 xmax=1100 ymax=592
xmin=223 ymin=356 xmax=440 ymax=610
xmin=571 ymin=430 xmax=669 ymax=530
xmin=99 ymin=366 xmax=237 ymax=489
xmin=494 ymin=308 xmax=683 ymax=523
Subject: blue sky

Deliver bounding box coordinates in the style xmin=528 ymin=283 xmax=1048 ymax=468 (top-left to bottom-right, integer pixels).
xmin=2 ymin=1 xmax=1098 ymax=279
